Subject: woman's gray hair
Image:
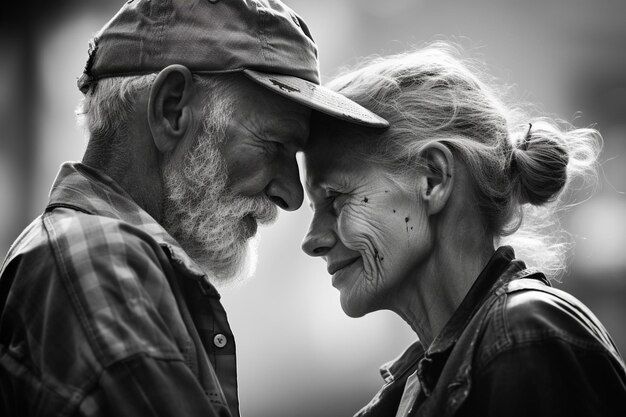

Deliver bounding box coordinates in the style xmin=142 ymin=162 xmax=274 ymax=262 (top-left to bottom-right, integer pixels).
xmin=327 ymin=42 xmax=600 ymax=279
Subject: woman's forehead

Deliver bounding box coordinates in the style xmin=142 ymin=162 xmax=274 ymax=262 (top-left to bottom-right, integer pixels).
xmin=303 ymin=132 xmax=366 ymax=172
xmin=307 ymin=117 xmax=379 ymax=156
xmin=303 ymin=142 xmax=363 ymax=180
xmin=304 ymin=115 xmax=385 ymax=185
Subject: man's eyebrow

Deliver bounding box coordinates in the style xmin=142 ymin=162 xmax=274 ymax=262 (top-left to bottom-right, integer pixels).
xmin=270 ymin=128 xmax=308 ymax=151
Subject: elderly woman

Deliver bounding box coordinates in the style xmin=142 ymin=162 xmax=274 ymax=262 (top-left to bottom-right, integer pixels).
xmin=302 ymin=44 xmax=626 ymax=417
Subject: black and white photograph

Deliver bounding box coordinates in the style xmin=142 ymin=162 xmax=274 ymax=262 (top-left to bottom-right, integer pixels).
xmin=1 ymin=1 xmax=625 ymax=416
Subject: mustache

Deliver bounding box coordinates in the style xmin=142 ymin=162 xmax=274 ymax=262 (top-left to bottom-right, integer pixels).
xmin=237 ymin=194 xmax=278 ymax=225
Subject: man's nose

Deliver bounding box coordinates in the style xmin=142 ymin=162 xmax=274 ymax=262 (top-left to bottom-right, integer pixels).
xmin=265 ymin=158 xmax=303 ymax=211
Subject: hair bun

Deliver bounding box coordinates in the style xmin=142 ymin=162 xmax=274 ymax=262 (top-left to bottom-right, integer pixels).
xmin=510 ymin=125 xmax=569 ymax=205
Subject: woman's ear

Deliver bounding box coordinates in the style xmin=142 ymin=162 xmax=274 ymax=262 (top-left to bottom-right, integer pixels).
xmin=148 ymin=64 xmax=197 ymax=153
xmin=418 ymin=142 xmax=455 ymax=215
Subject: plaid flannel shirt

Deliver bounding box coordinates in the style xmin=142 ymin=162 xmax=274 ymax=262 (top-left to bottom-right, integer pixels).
xmin=0 ymin=162 xmax=240 ymax=417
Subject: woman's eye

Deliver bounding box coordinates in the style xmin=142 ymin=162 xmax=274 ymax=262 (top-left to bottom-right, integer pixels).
xmin=326 ymin=191 xmax=346 ymax=214
xmin=325 ymin=190 xmax=338 ymax=200
xmin=325 ymin=190 xmax=341 ymax=203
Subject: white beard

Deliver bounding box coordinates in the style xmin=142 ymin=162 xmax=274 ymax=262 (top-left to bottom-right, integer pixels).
xmin=160 ymin=108 xmax=277 ymax=286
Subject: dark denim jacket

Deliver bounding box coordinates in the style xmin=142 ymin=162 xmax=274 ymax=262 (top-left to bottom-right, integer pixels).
xmin=355 ymin=247 xmax=626 ymax=417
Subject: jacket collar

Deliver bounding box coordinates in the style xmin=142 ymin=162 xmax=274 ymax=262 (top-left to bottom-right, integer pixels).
xmin=425 ymin=247 xmax=520 ymax=357
xmin=46 ymin=162 xmax=214 ymax=289
xmin=379 ymin=246 xmax=527 ymax=393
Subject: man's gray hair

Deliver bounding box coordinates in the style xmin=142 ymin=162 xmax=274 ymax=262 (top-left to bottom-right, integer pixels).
xmin=76 ymin=73 xmax=239 ymax=159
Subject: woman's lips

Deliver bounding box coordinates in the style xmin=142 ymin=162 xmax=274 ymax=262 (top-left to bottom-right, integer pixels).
xmin=327 ymin=257 xmax=360 ymax=275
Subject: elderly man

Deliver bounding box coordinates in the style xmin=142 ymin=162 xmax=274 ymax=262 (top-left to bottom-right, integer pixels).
xmin=0 ymin=0 xmax=387 ymax=416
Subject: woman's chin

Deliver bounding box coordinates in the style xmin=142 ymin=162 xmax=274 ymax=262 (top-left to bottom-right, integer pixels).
xmin=340 ymin=296 xmax=371 ymax=318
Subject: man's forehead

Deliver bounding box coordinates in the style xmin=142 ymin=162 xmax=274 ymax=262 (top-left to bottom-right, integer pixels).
xmin=269 ymin=112 xmax=311 ymax=148
xmin=225 ymin=92 xmax=310 ymax=147
xmin=256 ymin=87 xmax=311 ymax=135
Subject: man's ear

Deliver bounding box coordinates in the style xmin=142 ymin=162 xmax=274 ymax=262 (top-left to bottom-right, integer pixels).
xmin=148 ymin=64 xmax=197 ymax=153
xmin=418 ymin=142 xmax=455 ymax=215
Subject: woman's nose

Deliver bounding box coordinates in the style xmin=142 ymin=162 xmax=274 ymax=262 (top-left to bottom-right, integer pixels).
xmin=301 ymin=215 xmax=336 ymax=257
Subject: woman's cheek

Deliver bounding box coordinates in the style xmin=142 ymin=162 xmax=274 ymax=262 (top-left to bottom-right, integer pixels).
xmin=338 ymin=208 xmax=388 ymax=282
xmin=337 ymin=205 xmax=378 ymax=249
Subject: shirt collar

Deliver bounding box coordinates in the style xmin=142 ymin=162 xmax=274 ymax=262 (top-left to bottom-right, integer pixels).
xmin=379 ymin=341 xmax=425 ymax=383
xmin=46 ymin=162 xmax=212 ymax=287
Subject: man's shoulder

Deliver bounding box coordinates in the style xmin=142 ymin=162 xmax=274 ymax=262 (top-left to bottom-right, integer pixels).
xmin=1 ymin=208 xmax=189 ymax=391
xmin=43 ymin=206 xmax=166 ymax=267
xmin=1 ymin=214 xmax=56 ymax=278
xmin=2 ymin=206 xmax=169 ymax=284
xmin=45 ymin=205 xmax=153 ymax=242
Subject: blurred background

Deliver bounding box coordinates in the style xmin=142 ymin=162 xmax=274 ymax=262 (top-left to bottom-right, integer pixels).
xmin=1 ymin=0 xmax=625 ymax=416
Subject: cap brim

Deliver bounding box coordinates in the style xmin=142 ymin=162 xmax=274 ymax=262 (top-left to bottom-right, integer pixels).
xmin=243 ymin=69 xmax=389 ymax=129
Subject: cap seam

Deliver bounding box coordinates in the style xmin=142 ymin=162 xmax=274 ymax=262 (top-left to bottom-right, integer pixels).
xmin=157 ymin=0 xmax=166 ymax=63
xmin=255 ymin=1 xmax=271 ymax=64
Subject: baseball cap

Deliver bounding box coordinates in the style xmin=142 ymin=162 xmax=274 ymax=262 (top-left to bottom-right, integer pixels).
xmin=77 ymin=0 xmax=389 ymax=128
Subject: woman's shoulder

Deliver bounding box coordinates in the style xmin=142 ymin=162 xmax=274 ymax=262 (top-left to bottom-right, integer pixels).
xmin=503 ymin=279 xmax=611 ymax=347
xmin=476 ymin=276 xmax=623 ymax=366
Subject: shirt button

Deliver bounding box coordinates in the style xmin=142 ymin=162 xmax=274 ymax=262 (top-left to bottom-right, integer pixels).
xmin=213 ymin=333 xmax=227 ymax=348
